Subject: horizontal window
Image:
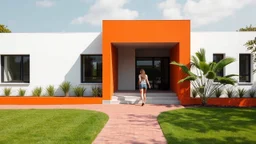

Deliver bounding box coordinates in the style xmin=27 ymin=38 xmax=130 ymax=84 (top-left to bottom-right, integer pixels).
xmin=239 ymin=54 xmax=251 ymax=82
xmin=81 ymin=55 xmax=102 ymax=83
xmin=1 ymin=55 xmax=30 ymax=83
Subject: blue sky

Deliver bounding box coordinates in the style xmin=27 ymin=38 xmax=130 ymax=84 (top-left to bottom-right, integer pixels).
xmin=1 ymin=0 xmax=256 ymax=33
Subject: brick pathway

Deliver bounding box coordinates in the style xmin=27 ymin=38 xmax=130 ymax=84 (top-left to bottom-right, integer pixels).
xmin=0 ymin=104 xmax=184 ymax=144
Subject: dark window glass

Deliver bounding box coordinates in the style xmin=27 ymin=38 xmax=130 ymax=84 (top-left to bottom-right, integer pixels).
xmin=81 ymin=55 xmax=102 ymax=83
xmin=239 ymin=54 xmax=251 ymax=82
xmin=1 ymin=55 xmax=30 ymax=83
xmin=213 ymin=54 xmax=224 ymax=77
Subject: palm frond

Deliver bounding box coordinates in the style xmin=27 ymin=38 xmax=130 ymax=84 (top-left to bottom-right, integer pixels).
xmin=213 ymin=57 xmax=235 ymax=73
xmin=170 ymin=61 xmax=197 ymax=77
xmin=216 ymin=77 xmax=237 ymax=85
xmin=178 ymin=76 xmax=197 ymax=83
xmin=195 ymin=48 xmax=206 ymax=62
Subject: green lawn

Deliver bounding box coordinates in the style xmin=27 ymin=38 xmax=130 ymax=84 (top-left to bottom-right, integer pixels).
xmin=157 ymin=107 xmax=256 ymax=144
xmin=0 ymin=109 xmax=109 ymax=144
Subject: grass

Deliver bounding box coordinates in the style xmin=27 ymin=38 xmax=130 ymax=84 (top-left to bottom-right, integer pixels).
xmin=0 ymin=109 xmax=109 ymax=144
xmin=157 ymin=107 xmax=256 ymax=144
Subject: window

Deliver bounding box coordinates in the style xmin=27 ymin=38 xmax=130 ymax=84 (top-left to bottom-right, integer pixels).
xmin=1 ymin=55 xmax=30 ymax=83
xmin=213 ymin=54 xmax=224 ymax=77
xmin=239 ymin=54 xmax=251 ymax=82
xmin=81 ymin=55 xmax=102 ymax=83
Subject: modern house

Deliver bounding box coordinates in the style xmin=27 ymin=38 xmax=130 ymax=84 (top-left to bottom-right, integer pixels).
xmin=0 ymin=20 xmax=256 ymax=105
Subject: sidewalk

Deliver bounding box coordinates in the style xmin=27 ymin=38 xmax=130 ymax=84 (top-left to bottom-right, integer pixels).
xmin=0 ymin=104 xmax=184 ymax=144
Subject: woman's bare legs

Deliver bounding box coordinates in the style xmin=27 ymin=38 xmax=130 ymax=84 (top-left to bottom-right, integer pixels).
xmin=140 ymin=89 xmax=144 ymax=104
xmin=143 ymin=89 xmax=147 ymax=104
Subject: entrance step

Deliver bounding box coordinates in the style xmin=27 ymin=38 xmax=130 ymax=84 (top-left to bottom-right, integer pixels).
xmin=103 ymin=91 xmax=180 ymax=105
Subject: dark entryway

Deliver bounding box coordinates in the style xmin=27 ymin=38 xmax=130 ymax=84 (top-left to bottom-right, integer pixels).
xmin=135 ymin=57 xmax=170 ymax=90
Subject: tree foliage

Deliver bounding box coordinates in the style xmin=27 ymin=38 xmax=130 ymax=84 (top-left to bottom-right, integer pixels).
xmin=244 ymin=37 xmax=256 ymax=72
xmin=170 ymin=48 xmax=238 ymax=105
xmin=238 ymin=24 xmax=256 ymax=31
xmin=0 ymin=24 xmax=11 ymax=33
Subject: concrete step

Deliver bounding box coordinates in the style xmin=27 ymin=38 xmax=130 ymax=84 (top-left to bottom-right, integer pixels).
xmin=112 ymin=96 xmax=179 ymax=104
xmin=112 ymin=96 xmax=178 ymax=101
xmin=113 ymin=92 xmax=176 ymax=97
xmin=102 ymin=100 xmax=120 ymax=104
xmin=103 ymin=91 xmax=180 ymax=105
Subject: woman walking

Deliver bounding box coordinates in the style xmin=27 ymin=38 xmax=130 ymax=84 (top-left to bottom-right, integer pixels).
xmin=138 ymin=69 xmax=151 ymax=106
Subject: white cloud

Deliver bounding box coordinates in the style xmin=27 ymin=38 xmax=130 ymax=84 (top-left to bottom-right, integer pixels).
xmin=158 ymin=0 xmax=183 ymax=19
xmin=71 ymin=0 xmax=139 ymax=26
xmin=158 ymin=0 xmax=256 ymax=28
xmin=36 ymin=0 xmax=55 ymax=8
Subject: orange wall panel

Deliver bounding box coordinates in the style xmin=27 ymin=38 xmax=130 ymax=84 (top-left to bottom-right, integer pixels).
xmin=0 ymin=97 xmax=103 ymax=105
xmin=102 ymin=20 xmax=191 ymax=101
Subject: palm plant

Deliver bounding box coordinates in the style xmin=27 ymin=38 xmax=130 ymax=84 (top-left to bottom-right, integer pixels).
xmin=32 ymin=87 xmax=42 ymax=97
xmin=237 ymin=88 xmax=247 ymax=98
xmin=170 ymin=48 xmax=238 ymax=105
xmin=226 ymin=88 xmax=234 ymax=98
xmin=73 ymin=86 xmax=86 ymax=97
xmin=3 ymin=88 xmax=11 ymax=96
xmin=215 ymin=88 xmax=223 ymax=98
xmin=244 ymin=38 xmax=256 ymax=73
xmin=18 ymin=88 xmax=26 ymax=96
xmin=60 ymin=81 xmax=71 ymax=97
xmin=192 ymin=89 xmax=197 ymax=98
xmin=46 ymin=85 xmax=55 ymax=96
xmin=249 ymin=89 xmax=256 ymax=98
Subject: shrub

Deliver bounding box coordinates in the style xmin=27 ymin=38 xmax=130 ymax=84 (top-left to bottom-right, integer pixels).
xmin=3 ymin=88 xmax=11 ymax=96
xmin=192 ymin=89 xmax=197 ymax=98
xmin=92 ymin=86 xmax=102 ymax=97
xmin=215 ymin=88 xmax=223 ymax=98
xmin=18 ymin=88 xmax=26 ymax=96
xmin=249 ymin=89 xmax=256 ymax=98
xmin=73 ymin=86 xmax=86 ymax=97
xmin=32 ymin=87 xmax=42 ymax=97
xmin=237 ymin=88 xmax=247 ymax=98
xmin=46 ymin=85 xmax=55 ymax=96
xmin=226 ymin=88 xmax=234 ymax=98
xmin=60 ymin=81 xmax=71 ymax=96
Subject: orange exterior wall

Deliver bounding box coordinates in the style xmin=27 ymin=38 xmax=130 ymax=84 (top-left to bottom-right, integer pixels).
xmin=102 ymin=20 xmax=191 ymax=102
xmin=185 ymin=98 xmax=256 ymax=107
xmin=0 ymin=97 xmax=102 ymax=105
xmin=170 ymin=44 xmax=179 ymax=93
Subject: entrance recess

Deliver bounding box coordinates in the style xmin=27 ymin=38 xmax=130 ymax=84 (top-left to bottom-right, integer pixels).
xmin=135 ymin=57 xmax=170 ymax=90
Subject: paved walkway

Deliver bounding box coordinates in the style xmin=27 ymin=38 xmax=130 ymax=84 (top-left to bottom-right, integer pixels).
xmin=0 ymin=104 xmax=184 ymax=144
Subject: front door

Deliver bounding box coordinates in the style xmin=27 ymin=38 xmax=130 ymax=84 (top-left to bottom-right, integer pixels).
xmin=135 ymin=57 xmax=170 ymax=90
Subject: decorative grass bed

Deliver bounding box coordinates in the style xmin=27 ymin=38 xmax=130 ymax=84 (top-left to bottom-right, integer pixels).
xmin=158 ymin=107 xmax=256 ymax=144
xmin=0 ymin=109 xmax=109 ymax=144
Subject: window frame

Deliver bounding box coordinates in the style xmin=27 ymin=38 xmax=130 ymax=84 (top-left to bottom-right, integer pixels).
xmin=80 ymin=54 xmax=102 ymax=83
xmin=213 ymin=53 xmax=225 ymax=77
xmin=239 ymin=53 xmax=252 ymax=83
xmin=1 ymin=55 xmax=30 ymax=83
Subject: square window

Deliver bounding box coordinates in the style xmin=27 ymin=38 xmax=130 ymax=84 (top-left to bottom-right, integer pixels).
xmin=1 ymin=55 xmax=30 ymax=83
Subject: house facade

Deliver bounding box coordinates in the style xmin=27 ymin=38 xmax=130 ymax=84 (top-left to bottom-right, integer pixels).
xmin=0 ymin=20 xmax=256 ymax=105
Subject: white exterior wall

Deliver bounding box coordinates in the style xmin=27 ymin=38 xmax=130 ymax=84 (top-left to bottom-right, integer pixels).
xmin=191 ymin=32 xmax=256 ymax=97
xmin=118 ymin=48 xmax=135 ymax=90
xmin=0 ymin=33 xmax=102 ymax=96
